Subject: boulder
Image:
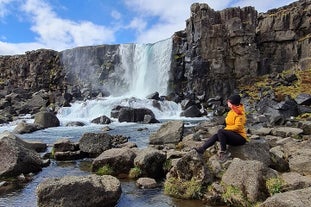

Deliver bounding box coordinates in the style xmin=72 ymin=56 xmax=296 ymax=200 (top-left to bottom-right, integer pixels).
xmin=280 ymin=172 xmax=311 ymax=192
xmin=53 ymin=138 xmax=83 ymax=161
xmin=260 ymin=187 xmax=311 ymax=207
xmin=181 ymin=105 xmax=202 ymax=117
xmin=34 ymin=111 xmax=60 ymax=129
xmin=136 ymin=177 xmax=158 ymax=189
xmin=149 ymin=120 xmax=184 ymax=145
xmin=269 ymin=146 xmax=289 ymax=172
xmin=36 ymin=175 xmax=122 ymax=207
xmin=79 ymin=133 xmax=112 ymax=157
xmin=65 ymin=121 xmax=85 ymax=127
xmin=165 ymin=150 xmax=212 ymax=199
xmin=221 ymin=158 xmax=273 ymax=203
xmin=91 ymin=115 xmax=111 ymax=124
xmin=0 ymin=131 xmax=43 ymax=177
xmin=53 ymin=138 xmax=79 ymax=152
xmin=284 ymin=140 xmax=311 ymax=176
xmin=271 ymin=127 xmax=303 ymax=138
xmin=92 ymin=148 xmax=136 ymax=176
xmin=229 ymin=138 xmax=272 ymax=167
xmin=295 ymin=93 xmax=311 ymax=105
xmin=111 ymin=106 xmax=159 ymax=123
xmin=13 ymin=121 xmax=43 ymax=134
xmin=134 ymin=148 xmax=166 ymax=178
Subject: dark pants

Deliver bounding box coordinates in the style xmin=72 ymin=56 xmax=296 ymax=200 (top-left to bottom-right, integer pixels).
xmin=200 ymin=129 xmax=246 ymax=152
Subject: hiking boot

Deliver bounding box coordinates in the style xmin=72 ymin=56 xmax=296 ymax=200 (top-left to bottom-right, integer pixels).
xmin=218 ymin=151 xmax=231 ymax=163
xmin=193 ymin=147 xmax=204 ymax=155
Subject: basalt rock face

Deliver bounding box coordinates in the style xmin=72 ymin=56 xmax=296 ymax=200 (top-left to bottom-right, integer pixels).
xmin=171 ymin=0 xmax=311 ymax=100
xmin=0 ymin=49 xmax=64 ymax=93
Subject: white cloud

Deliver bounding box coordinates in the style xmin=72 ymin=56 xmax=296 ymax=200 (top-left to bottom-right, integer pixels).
xmin=0 ymin=41 xmax=45 ymax=55
xmin=0 ymin=0 xmax=13 ymax=18
xmin=230 ymin=0 xmax=297 ymax=12
xmin=127 ymin=17 xmax=147 ymax=32
xmin=111 ymin=10 xmax=121 ymax=20
xmin=0 ymin=0 xmax=299 ymax=55
xmin=123 ymin=0 xmax=298 ymax=43
xmin=21 ymin=0 xmax=115 ymax=50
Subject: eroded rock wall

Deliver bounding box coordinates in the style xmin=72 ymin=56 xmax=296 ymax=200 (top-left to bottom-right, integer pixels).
xmin=171 ymin=0 xmax=310 ymax=100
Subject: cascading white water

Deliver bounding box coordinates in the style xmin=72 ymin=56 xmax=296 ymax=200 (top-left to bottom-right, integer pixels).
xmin=118 ymin=38 xmax=172 ymax=97
xmin=57 ymin=38 xmax=184 ymax=123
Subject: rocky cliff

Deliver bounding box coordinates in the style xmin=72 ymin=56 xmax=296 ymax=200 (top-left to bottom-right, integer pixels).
xmin=0 ymin=0 xmax=310 ymax=121
xmin=171 ymin=0 xmax=310 ymax=99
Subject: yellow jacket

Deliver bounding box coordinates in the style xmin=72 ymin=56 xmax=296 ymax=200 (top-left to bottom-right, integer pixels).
xmin=224 ymin=104 xmax=248 ymax=140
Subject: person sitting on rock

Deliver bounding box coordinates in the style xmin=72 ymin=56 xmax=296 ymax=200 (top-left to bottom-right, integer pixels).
xmin=195 ymin=94 xmax=249 ymax=162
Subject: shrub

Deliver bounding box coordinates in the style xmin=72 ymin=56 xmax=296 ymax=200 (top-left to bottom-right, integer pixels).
xmin=222 ymin=185 xmax=251 ymax=207
xmin=128 ymin=166 xmax=142 ymax=179
xmin=96 ymin=164 xmax=114 ymax=175
xmin=164 ymin=177 xmax=202 ymax=199
xmin=266 ymin=177 xmax=284 ymax=196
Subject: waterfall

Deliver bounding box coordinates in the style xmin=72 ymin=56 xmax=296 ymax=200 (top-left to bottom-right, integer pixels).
xmin=57 ymin=38 xmax=182 ymax=123
xmin=117 ymin=38 xmax=172 ymax=98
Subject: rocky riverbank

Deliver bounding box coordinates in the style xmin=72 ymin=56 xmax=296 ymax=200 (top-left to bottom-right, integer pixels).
xmin=1 ymin=110 xmax=311 ymax=206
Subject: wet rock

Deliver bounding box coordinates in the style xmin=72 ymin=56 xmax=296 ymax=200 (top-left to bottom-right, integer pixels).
xmin=34 ymin=111 xmax=60 ymax=129
xmin=91 ymin=115 xmax=111 ymax=124
xmin=149 ymin=120 xmax=184 ymax=145
xmin=92 ymin=148 xmax=136 ymax=176
xmin=111 ymin=105 xmax=159 ymax=123
xmin=79 ymin=132 xmax=112 ymax=157
xmin=13 ymin=121 xmax=43 ymax=134
xmin=36 ymin=175 xmax=122 ymax=207
xmin=134 ymin=148 xmax=166 ymax=179
xmin=136 ymin=177 xmax=158 ymax=189
xmin=0 ymin=131 xmax=43 ymax=177
xmin=260 ymin=187 xmax=311 ymax=207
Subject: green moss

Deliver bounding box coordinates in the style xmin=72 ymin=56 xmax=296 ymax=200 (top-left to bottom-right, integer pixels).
xmin=164 ymin=177 xmax=202 ymax=199
xmin=222 ymin=185 xmax=252 ymax=207
xmin=163 ymin=159 xmax=172 ymax=172
xmin=175 ymin=142 xmax=184 ymax=150
xmin=128 ymin=166 xmax=142 ymax=179
xmin=51 ymin=147 xmax=55 ymax=158
xmin=96 ymin=164 xmax=114 ymax=176
xmin=266 ymin=177 xmax=284 ymax=196
xmin=174 ymin=53 xmax=185 ymax=60
xmin=240 ymin=68 xmax=311 ymax=104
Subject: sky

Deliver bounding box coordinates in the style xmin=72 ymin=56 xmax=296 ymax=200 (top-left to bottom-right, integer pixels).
xmin=0 ymin=0 xmax=297 ymax=55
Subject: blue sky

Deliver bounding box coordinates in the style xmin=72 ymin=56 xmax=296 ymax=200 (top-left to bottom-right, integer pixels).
xmin=0 ymin=0 xmax=297 ymax=55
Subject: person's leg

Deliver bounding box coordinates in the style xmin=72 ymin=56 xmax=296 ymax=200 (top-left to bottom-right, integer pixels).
xmin=216 ymin=129 xmax=229 ymax=151
xmin=195 ymin=133 xmax=219 ymax=153
xmin=217 ymin=129 xmax=246 ymax=151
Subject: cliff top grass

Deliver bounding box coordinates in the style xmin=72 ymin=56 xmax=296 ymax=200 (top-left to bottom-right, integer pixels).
xmin=240 ymin=68 xmax=311 ymax=102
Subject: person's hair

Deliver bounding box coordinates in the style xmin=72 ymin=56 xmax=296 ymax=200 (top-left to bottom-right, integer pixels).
xmin=228 ymin=94 xmax=241 ymax=105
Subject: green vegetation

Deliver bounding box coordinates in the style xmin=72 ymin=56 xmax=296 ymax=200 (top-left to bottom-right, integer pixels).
xmin=240 ymin=68 xmax=311 ymax=103
xmin=222 ymin=185 xmax=251 ymax=207
xmin=128 ymin=166 xmax=142 ymax=179
xmin=164 ymin=177 xmax=202 ymax=199
xmin=96 ymin=164 xmax=114 ymax=176
xmin=51 ymin=147 xmax=55 ymax=158
xmin=163 ymin=159 xmax=172 ymax=172
xmin=266 ymin=177 xmax=285 ymax=196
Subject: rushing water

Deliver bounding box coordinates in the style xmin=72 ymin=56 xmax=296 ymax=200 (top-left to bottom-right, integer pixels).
xmin=0 ymin=38 xmax=209 ymax=206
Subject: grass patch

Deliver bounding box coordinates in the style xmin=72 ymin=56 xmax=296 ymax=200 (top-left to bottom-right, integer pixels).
xmin=266 ymin=177 xmax=284 ymax=196
xmin=96 ymin=164 xmax=114 ymax=176
xmin=128 ymin=166 xmax=142 ymax=179
xmin=163 ymin=159 xmax=172 ymax=172
xmin=164 ymin=177 xmax=202 ymax=199
xmin=240 ymin=68 xmax=311 ymax=102
xmin=222 ymin=185 xmax=251 ymax=207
